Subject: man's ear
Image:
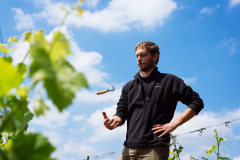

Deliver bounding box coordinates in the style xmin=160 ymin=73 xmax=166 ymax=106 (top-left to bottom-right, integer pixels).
xmin=153 ymin=53 xmax=159 ymax=62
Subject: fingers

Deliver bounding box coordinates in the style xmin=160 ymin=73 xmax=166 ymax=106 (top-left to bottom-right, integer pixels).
xmin=159 ymin=131 xmax=168 ymax=138
xmin=152 ymin=124 xmax=170 ymax=137
xmin=102 ymin=113 xmax=121 ymax=130
xmin=102 ymin=111 xmax=108 ymax=119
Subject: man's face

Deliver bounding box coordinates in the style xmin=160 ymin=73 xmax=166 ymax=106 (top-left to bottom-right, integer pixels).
xmin=136 ymin=47 xmax=156 ymax=72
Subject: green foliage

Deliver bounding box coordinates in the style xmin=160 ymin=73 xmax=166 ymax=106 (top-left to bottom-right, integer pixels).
xmin=190 ymin=129 xmax=230 ymax=160
xmin=205 ymin=129 xmax=230 ymax=160
xmin=0 ymin=132 xmax=56 ymax=160
xmin=28 ymin=30 xmax=88 ymax=111
xmin=0 ymin=57 xmax=27 ymax=97
xmin=206 ymin=144 xmax=216 ymax=157
xmin=168 ymin=135 xmax=183 ymax=160
xmin=0 ymin=1 xmax=89 ymax=159
xmin=34 ymin=99 xmax=49 ymax=117
xmin=0 ymin=44 xmax=16 ymax=54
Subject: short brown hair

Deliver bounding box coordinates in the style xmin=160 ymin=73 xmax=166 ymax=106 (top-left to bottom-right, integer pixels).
xmin=135 ymin=41 xmax=160 ymax=65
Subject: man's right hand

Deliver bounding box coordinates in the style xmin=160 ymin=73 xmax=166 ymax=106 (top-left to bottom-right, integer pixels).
xmin=102 ymin=111 xmax=122 ymax=130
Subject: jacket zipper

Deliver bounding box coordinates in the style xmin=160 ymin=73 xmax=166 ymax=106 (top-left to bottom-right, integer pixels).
xmin=146 ymin=82 xmax=154 ymax=101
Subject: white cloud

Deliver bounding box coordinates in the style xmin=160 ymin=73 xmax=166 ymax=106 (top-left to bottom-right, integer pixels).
xmin=62 ymin=139 xmax=103 ymax=156
xmin=73 ymin=113 xmax=86 ymax=121
xmin=200 ymin=7 xmax=213 ymax=14
xmin=42 ymin=130 xmax=61 ymax=146
xmin=216 ymin=38 xmax=239 ymax=55
xmin=85 ymin=0 xmax=100 ymax=8
xmin=29 ymin=100 xmax=71 ymax=128
xmin=234 ymin=156 xmax=240 ymax=160
xmin=86 ymin=105 xmax=127 ymax=143
xmin=182 ymin=76 xmax=197 ymax=85
xmin=14 ymin=0 xmax=177 ymax=32
xmin=12 ymin=8 xmax=35 ymax=30
xmin=229 ymin=0 xmax=240 ymax=7
xmin=199 ymin=5 xmax=220 ymax=15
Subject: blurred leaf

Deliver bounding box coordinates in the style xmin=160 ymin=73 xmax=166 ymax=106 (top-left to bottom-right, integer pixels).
xmin=2 ymin=95 xmax=33 ymax=132
xmin=218 ymin=137 xmax=227 ymax=143
xmin=206 ymin=144 xmax=216 ymax=157
xmin=0 ymin=57 xmax=27 ymax=97
xmin=29 ymin=31 xmax=88 ymax=112
xmin=50 ymin=32 xmax=72 ymax=63
xmin=4 ymin=139 xmax=13 ymax=151
xmin=0 ymin=44 xmax=16 ymax=53
xmin=211 ymin=135 xmax=217 ymax=137
xmin=10 ymin=37 xmax=18 ymax=43
xmin=38 ymin=29 xmax=45 ymax=34
xmin=178 ymin=146 xmax=183 ymax=153
xmin=16 ymin=87 xmax=27 ymax=98
xmin=23 ymin=31 xmax=32 ymax=42
xmin=11 ymin=132 xmax=56 ymax=160
xmin=34 ymin=99 xmax=49 ymax=117
xmin=76 ymin=7 xmax=84 ymax=17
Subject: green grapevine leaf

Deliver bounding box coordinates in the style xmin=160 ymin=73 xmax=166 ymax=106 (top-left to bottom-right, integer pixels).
xmin=206 ymin=144 xmax=216 ymax=157
xmin=6 ymin=37 xmax=18 ymax=43
xmin=0 ymin=57 xmax=27 ymax=97
xmin=16 ymin=86 xmax=27 ymax=98
xmin=0 ymin=43 xmax=17 ymax=53
xmin=34 ymin=99 xmax=49 ymax=117
xmin=23 ymin=31 xmax=32 ymax=42
xmin=50 ymin=32 xmax=72 ymax=63
xmin=218 ymin=137 xmax=227 ymax=143
xmin=178 ymin=146 xmax=183 ymax=153
xmin=3 ymin=94 xmax=33 ymax=132
xmin=4 ymin=139 xmax=13 ymax=151
xmin=11 ymin=132 xmax=56 ymax=160
xmin=29 ymin=31 xmax=88 ymax=112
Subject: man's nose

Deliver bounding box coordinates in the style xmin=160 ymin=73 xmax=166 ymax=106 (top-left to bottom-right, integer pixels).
xmin=137 ymin=56 xmax=141 ymax=61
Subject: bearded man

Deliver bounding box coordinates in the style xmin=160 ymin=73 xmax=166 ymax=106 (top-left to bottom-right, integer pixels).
xmin=102 ymin=41 xmax=204 ymax=160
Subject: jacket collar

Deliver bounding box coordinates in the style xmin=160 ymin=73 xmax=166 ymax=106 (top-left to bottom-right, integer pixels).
xmin=134 ymin=67 xmax=159 ymax=79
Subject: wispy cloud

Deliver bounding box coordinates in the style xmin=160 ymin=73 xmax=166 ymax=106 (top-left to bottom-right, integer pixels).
xmin=199 ymin=4 xmax=220 ymax=15
xmin=216 ymin=38 xmax=239 ymax=55
xmin=73 ymin=113 xmax=86 ymax=121
xmin=12 ymin=8 xmax=35 ymax=30
xmin=234 ymin=156 xmax=240 ymax=160
xmin=229 ymin=0 xmax=240 ymax=8
xmin=200 ymin=7 xmax=214 ymax=14
xmin=85 ymin=0 xmax=100 ymax=8
xmin=182 ymin=76 xmax=198 ymax=85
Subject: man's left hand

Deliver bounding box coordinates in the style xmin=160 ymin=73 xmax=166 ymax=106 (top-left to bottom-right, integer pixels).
xmin=152 ymin=122 xmax=177 ymax=137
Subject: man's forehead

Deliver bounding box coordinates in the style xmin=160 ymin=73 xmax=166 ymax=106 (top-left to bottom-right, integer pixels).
xmin=136 ymin=47 xmax=149 ymax=54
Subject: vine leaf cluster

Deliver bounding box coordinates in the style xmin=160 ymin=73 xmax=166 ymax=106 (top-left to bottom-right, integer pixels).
xmin=0 ymin=1 xmax=87 ymax=159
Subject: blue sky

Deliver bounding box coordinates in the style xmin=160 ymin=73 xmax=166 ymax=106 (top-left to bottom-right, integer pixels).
xmin=1 ymin=0 xmax=240 ymax=159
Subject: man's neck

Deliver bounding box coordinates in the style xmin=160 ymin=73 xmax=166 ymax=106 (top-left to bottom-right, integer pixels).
xmin=140 ymin=67 xmax=155 ymax=78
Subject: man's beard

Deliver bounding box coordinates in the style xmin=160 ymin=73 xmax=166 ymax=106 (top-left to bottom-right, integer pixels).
xmin=138 ymin=58 xmax=155 ymax=72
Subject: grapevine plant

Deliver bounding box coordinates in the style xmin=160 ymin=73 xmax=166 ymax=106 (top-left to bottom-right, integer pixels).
xmin=0 ymin=1 xmax=87 ymax=159
xmin=168 ymin=129 xmax=230 ymax=160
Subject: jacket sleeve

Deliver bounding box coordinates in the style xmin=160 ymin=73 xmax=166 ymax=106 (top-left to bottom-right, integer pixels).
xmin=115 ymin=84 xmax=128 ymax=125
xmin=172 ymin=76 xmax=204 ymax=115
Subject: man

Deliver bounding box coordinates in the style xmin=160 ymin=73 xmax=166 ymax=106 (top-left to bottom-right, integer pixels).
xmin=102 ymin=41 xmax=204 ymax=160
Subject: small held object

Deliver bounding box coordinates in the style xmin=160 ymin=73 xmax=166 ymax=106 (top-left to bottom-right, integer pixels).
xmin=96 ymin=84 xmax=115 ymax=95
